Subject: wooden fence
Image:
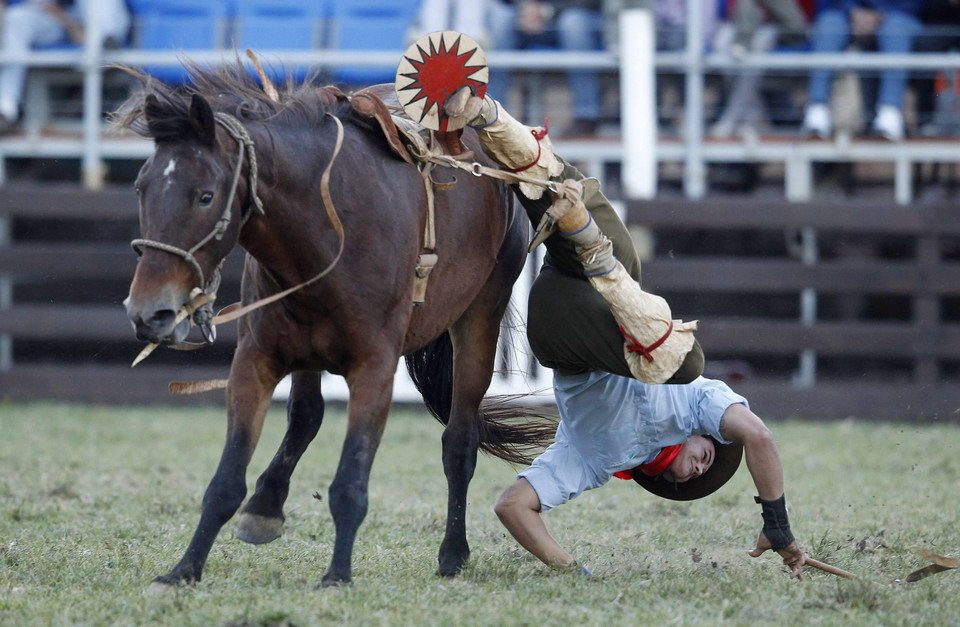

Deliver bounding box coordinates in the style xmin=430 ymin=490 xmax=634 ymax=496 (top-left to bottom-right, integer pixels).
xmin=628 ymin=197 xmax=960 ymax=421
xmin=0 ymin=184 xmax=242 ymax=406
xmin=2 ymin=184 xmax=959 ymax=421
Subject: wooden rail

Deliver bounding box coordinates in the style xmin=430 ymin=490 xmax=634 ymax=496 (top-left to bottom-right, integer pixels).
xmin=627 ymin=196 xmax=960 ymax=420
xmin=2 ymin=185 xmax=960 ymax=420
xmin=0 ymin=184 xmax=241 ymax=405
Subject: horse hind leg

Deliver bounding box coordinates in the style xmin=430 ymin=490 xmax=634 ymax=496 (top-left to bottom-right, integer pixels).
xmin=236 ymin=371 xmax=325 ymax=545
xmin=321 ymin=358 xmax=396 ymax=587
xmin=435 ymin=198 xmax=526 ymax=577
xmin=437 ymin=304 xmax=506 ymax=577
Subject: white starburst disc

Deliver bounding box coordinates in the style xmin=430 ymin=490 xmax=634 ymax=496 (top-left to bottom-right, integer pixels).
xmin=395 ymin=31 xmax=488 ymax=131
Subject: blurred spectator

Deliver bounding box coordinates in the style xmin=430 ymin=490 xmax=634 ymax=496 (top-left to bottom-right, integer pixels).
xmin=911 ymin=0 xmax=960 ymax=137
xmin=710 ymin=0 xmax=809 ymax=138
xmin=654 ymin=0 xmax=719 ymax=133
xmin=601 ymin=0 xmax=651 ymax=52
xmin=410 ymin=0 xmax=495 ymax=49
xmin=0 ymin=0 xmax=131 ymax=135
xmin=488 ymin=0 xmax=605 ymax=137
xmin=800 ymin=0 xmax=923 ymax=142
xmin=654 ymin=0 xmax=718 ymax=53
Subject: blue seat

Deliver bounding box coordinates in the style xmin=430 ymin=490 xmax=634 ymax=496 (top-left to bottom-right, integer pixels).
xmin=131 ymin=0 xmax=231 ymax=85
xmin=234 ymin=0 xmax=327 ymax=81
xmin=327 ymin=0 xmax=419 ymax=20
xmin=327 ymin=0 xmax=419 ymax=86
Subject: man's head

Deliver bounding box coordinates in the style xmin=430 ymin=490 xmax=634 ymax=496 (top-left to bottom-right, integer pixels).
xmin=631 ymin=436 xmax=742 ymax=501
xmin=662 ymin=435 xmax=715 ymax=484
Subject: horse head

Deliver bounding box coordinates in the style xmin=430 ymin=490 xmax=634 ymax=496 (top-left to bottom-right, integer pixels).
xmin=124 ymin=92 xmax=251 ymax=345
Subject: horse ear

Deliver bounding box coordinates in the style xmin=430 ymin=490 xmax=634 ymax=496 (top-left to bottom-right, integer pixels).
xmin=189 ymin=94 xmax=217 ymax=146
xmin=143 ymin=93 xmax=164 ymax=131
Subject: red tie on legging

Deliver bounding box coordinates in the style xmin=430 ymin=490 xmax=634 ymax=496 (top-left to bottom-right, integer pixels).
xmin=613 ymin=443 xmax=683 ymax=480
xmin=620 ymin=320 xmax=674 ymax=363
xmin=505 ymin=120 xmax=549 ymax=173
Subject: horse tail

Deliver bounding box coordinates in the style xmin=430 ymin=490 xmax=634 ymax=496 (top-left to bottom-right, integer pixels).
xmin=404 ymin=331 xmax=558 ymax=466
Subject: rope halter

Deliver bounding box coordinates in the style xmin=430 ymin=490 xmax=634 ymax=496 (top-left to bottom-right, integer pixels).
xmin=130 ymin=112 xmax=265 ymax=332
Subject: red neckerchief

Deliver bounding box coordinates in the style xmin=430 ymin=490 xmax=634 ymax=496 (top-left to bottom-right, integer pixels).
xmin=613 ymin=443 xmax=683 ymax=480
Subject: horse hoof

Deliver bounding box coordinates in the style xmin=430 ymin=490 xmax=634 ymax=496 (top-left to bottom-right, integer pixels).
xmin=235 ymin=512 xmax=284 ymax=544
xmin=146 ymin=579 xmax=179 ymax=595
xmin=436 ymin=564 xmax=465 ymax=578
xmin=147 ymin=574 xmax=187 ymax=596
xmin=437 ymin=556 xmax=468 ymax=578
xmin=438 ymin=544 xmax=469 ymax=577
xmin=148 ymin=571 xmax=196 ymax=594
xmin=319 ymin=573 xmax=351 ymax=589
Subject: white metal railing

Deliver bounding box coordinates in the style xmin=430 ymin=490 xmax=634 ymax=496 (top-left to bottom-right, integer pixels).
xmin=1 ymin=9 xmax=959 ymax=196
xmin=2 ymin=3 xmax=960 ymax=188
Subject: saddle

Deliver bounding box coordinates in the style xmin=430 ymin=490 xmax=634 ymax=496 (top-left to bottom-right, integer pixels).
xmin=318 ymin=84 xmax=470 ymax=305
xmin=320 ymin=83 xmax=471 ymax=163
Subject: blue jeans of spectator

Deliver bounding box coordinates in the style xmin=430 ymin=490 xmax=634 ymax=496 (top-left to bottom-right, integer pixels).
xmin=807 ymin=8 xmax=923 ymax=109
xmin=488 ymin=6 xmax=605 ymax=122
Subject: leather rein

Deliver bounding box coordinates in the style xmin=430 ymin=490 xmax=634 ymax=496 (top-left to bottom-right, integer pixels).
xmin=132 ymin=104 xmax=554 ymax=369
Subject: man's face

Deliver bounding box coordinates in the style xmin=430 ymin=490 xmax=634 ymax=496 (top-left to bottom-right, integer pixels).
xmin=664 ymin=435 xmax=715 ymax=483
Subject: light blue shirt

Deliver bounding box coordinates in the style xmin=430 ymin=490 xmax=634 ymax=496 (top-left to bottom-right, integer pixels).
xmin=519 ymin=372 xmax=746 ymax=511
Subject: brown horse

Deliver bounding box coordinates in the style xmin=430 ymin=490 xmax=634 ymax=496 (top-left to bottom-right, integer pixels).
xmin=117 ymin=63 xmax=554 ymax=588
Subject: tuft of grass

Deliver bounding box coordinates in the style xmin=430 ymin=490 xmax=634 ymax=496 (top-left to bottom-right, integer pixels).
xmin=0 ymin=402 xmax=958 ymax=625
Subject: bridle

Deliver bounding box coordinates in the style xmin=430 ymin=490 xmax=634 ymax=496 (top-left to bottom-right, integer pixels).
xmin=130 ymin=112 xmax=266 ymax=333
xmin=130 ymin=110 xmax=346 ymax=364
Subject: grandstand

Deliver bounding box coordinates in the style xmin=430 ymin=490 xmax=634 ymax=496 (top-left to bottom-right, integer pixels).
xmin=0 ymin=2 xmax=957 ymax=197
xmin=2 ymin=3 xmax=960 ymax=418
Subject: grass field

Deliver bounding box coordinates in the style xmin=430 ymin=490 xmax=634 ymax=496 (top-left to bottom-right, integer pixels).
xmin=1 ymin=401 xmax=958 ymax=626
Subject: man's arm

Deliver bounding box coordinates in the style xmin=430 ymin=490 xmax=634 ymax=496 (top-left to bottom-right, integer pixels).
xmin=719 ymin=403 xmax=806 ymax=578
xmin=719 ymin=402 xmax=783 ymax=500
xmin=494 ymin=478 xmax=577 ymax=569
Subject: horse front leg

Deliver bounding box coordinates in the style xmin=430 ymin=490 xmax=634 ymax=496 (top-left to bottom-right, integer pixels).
xmin=150 ymin=355 xmax=278 ymax=591
xmin=236 ymin=371 xmax=325 ymax=544
xmin=320 ymin=360 xmax=395 ymax=588
xmin=437 ymin=314 xmax=502 ymax=577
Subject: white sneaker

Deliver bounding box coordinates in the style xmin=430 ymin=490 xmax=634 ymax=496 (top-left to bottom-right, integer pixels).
xmin=872 ymin=105 xmax=904 ymax=141
xmin=801 ymin=103 xmax=832 ymax=138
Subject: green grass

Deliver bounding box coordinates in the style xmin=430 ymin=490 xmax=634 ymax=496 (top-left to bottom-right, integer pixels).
xmin=1 ymin=401 xmax=958 ymax=626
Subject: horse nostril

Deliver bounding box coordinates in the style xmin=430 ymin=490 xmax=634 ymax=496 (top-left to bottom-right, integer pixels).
xmin=147 ymin=309 xmax=177 ymax=334
xmin=131 ymin=308 xmax=178 ymax=342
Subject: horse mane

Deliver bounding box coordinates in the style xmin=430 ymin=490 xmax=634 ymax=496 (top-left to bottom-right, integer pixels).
xmin=112 ymin=59 xmax=356 ymax=141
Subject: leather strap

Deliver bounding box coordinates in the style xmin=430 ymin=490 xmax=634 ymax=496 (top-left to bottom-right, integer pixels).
xmin=620 ymin=321 xmax=674 ymax=363
xmin=211 ymin=113 xmax=345 ymax=326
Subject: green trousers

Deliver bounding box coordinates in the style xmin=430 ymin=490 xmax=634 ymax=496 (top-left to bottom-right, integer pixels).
xmin=516 ymin=159 xmax=704 ymax=384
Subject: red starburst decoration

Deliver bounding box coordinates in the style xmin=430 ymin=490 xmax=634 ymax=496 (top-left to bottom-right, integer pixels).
xmin=396 ymin=31 xmax=488 ymax=132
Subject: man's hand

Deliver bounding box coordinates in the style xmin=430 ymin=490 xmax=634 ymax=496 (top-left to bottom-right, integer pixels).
xmin=550 ymin=179 xmax=583 ymax=218
xmin=443 ymin=87 xmax=483 ymax=128
xmin=749 ymin=532 xmax=806 ymax=579
xmin=443 ymin=87 xmax=499 ymax=131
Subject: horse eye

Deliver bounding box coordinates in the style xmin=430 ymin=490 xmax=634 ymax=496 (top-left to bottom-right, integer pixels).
xmin=198 ymin=191 xmax=215 ymax=206
xmin=134 ymin=185 xmax=141 ymax=197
